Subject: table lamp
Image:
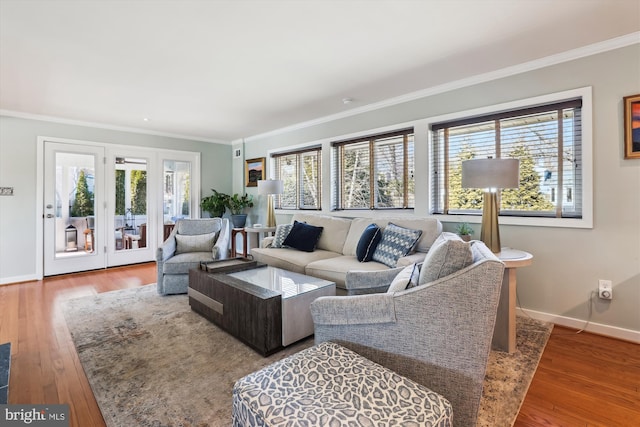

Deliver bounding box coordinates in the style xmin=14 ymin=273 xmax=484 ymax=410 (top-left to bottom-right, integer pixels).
xmin=257 ymin=179 xmax=284 ymax=228
xmin=462 ymin=158 xmax=519 ymax=253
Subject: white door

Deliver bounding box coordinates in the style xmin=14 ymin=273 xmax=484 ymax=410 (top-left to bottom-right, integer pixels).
xmin=107 ymin=149 xmax=156 ymax=267
xmin=44 ymin=142 xmax=106 ymax=275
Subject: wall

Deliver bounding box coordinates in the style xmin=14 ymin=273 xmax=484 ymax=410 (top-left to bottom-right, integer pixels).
xmin=238 ymin=44 xmax=640 ymax=340
xmin=0 ymin=116 xmax=232 ymax=283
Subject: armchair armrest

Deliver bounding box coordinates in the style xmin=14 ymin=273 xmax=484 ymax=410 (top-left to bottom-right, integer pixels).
xmin=156 ymin=236 xmax=176 ymax=262
xmin=311 ymin=294 xmax=396 ymax=325
xmin=213 ymin=218 xmax=230 ymax=259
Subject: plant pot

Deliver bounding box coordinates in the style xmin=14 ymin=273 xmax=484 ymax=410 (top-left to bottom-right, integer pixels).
xmin=231 ymin=214 xmax=248 ymax=228
xmin=460 ymin=234 xmax=471 ymax=242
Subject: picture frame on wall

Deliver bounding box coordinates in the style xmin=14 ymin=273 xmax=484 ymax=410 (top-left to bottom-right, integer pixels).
xmin=624 ymin=94 xmax=640 ymax=159
xmin=245 ymin=157 xmax=265 ymax=187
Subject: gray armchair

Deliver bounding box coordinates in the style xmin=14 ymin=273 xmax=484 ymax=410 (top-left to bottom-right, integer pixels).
xmin=310 ymin=241 xmax=504 ymax=427
xmin=156 ymin=218 xmax=230 ymax=295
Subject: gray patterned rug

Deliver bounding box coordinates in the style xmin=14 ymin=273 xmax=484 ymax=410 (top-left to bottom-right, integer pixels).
xmin=62 ymin=284 xmax=552 ymax=427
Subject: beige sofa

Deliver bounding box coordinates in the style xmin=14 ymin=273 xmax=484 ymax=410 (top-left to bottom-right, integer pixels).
xmin=251 ymin=213 xmax=442 ymax=294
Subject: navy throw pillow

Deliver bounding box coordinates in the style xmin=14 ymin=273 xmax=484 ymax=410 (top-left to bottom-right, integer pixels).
xmin=356 ymin=224 xmax=382 ymax=262
xmin=282 ymin=220 xmax=324 ymax=252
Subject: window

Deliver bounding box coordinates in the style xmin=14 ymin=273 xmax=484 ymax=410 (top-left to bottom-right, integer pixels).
xmin=273 ymin=147 xmax=321 ymax=210
xmin=431 ymin=99 xmax=582 ymax=219
xmin=332 ymin=128 xmax=414 ymax=210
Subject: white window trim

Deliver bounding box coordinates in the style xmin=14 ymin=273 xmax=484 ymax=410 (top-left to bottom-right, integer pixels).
xmin=426 ymin=87 xmax=593 ymax=229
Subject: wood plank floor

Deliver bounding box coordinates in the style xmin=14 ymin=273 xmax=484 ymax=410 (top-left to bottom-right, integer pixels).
xmin=0 ymin=263 xmax=638 ymax=426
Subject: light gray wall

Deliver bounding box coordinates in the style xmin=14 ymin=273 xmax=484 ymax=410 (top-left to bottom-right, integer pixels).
xmin=0 ymin=116 xmax=231 ymax=282
xmin=241 ymin=44 xmax=640 ymax=337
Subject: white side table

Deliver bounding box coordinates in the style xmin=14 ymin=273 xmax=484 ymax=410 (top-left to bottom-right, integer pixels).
xmin=245 ymin=226 xmax=276 ymax=254
xmin=493 ymin=248 xmax=533 ymax=353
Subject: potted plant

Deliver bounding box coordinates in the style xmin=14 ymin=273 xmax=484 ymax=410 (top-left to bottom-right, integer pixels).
xmin=200 ymin=189 xmax=228 ymax=218
xmin=455 ymin=222 xmax=474 ymax=242
xmin=226 ymin=193 xmax=254 ymax=228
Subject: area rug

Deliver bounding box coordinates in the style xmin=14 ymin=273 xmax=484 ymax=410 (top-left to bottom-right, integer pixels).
xmin=62 ymin=284 xmax=552 ymax=427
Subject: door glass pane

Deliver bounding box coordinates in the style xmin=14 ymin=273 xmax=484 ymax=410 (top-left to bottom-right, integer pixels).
xmin=163 ymin=160 xmax=191 ymax=232
xmin=54 ymin=152 xmax=95 ymax=258
xmin=115 ymin=157 xmax=148 ymax=250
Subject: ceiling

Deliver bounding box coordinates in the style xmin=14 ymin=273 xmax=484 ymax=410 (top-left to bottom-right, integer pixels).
xmin=1 ymin=0 xmax=639 ymax=144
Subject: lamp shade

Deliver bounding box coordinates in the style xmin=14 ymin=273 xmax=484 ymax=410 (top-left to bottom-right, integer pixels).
xmin=258 ymin=179 xmax=284 ymax=195
xmin=462 ymin=158 xmax=519 ymax=189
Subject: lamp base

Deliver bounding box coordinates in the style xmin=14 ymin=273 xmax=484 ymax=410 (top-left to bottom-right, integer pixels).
xmin=481 ymin=191 xmax=501 ymax=253
xmin=266 ymin=195 xmax=277 ymax=228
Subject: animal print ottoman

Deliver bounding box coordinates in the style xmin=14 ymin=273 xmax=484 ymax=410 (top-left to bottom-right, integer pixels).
xmin=232 ymin=341 xmax=452 ymax=426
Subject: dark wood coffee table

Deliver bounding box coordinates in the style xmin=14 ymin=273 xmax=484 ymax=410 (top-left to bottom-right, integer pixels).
xmin=189 ymin=262 xmax=335 ymax=356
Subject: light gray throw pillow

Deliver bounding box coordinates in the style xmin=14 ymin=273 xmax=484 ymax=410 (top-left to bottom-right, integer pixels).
xmin=175 ymin=232 xmax=216 ymax=254
xmin=418 ymin=232 xmax=473 ymax=285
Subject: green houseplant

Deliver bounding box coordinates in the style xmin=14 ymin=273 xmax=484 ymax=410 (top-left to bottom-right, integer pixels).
xmin=200 ymin=189 xmax=228 ymax=218
xmin=226 ymin=193 xmax=254 ymax=228
xmin=455 ymin=222 xmax=474 ymax=242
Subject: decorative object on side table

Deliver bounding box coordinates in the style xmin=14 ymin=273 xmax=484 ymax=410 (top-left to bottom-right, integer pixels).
xmin=623 ymin=93 xmax=640 ymax=159
xmin=257 ymin=179 xmax=283 ymax=227
xmin=455 ymin=222 xmax=474 ymax=242
xmin=226 ymin=193 xmax=254 ymax=228
xmin=462 ymin=158 xmax=519 ymax=253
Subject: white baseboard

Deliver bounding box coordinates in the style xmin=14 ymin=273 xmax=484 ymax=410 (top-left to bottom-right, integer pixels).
xmin=516 ymin=307 xmax=640 ymax=344
xmin=0 ymin=274 xmax=38 ymax=286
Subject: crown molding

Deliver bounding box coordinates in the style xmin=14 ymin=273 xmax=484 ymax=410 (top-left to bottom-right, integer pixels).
xmin=244 ymin=32 xmax=640 ymax=143
xmin=0 ymin=109 xmax=230 ymax=145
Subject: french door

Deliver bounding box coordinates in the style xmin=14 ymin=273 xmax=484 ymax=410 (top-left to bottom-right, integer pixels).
xmin=41 ymin=139 xmax=200 ymax=276
xmin=43 ymin=142 xmax=106 ymax=275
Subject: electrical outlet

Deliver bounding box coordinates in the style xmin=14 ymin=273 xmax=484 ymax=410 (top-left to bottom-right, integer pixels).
xmin=0 ymin=187 xmax=14 ymax=196
xmin=598 ymin=279 xmax=612 ymax=300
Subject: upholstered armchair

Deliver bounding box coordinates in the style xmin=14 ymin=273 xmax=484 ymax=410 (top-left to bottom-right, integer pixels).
xmin=156 ymin=218 xmax=230 ymax=295
xmin=310 ymin=241 xmax=504 ymax=427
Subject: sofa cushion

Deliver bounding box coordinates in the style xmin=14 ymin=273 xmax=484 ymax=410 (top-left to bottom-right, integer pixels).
xmin=418 ymin=232 xmax=473 ymax=285
xmin=387 ymin=263 xmax=419 ymax=292
xmin=305 ymin=255 xmax=389 ymax=288
xmin=251 ymin=247 xmax=340 ymax=275
xmin=356 ymin=224 xmax=382 ymax=262
xmin=271 ymin=223 xmax=293 ymax=248
xmin=162 ymin=252 xmax=214 ymax=275
xmin=175 ymin=232 xmax=216 ymax=254
xmin=372 ymin=223 xmax=423 ymax=268
xmin=343 ymin=217 xmax=442 ymax=256
xmin=283 ymin=221 xmax=323 ymax=252
xmin=391 ymin=218 xmax=443 ymax=253
xmin=293 ymin=213 xmax=352 ymax=253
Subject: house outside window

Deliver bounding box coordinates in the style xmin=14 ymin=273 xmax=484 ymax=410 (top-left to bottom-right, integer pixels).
xmin=332 ymin=128 xmax=415 ymax=210
xmin=273 ymin=147 xmax=321 ymax=210
xmin=431 ymin=98 xmax=583 ymax=219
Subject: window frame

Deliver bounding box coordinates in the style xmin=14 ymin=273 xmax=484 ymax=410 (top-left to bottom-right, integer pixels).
xmin=426 ymin=87 xmax=593 ymax=229
xmin=272 ymin=145 xmax=322 ymax=211
xmin=331 ymin=128 xmax=415 ymax=211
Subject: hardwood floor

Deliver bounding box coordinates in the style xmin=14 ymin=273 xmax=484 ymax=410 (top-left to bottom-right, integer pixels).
xmin=0 ymin=263 xmax=638 ymax=426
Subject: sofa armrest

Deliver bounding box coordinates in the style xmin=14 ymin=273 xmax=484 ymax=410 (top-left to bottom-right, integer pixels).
xmin=311 ymin=294 xmax=396 ymax=325
xmin=344 ymin=266 xmax=405 ymax=294
xmin=260 ymin=236 xmax=274 ymax=248
xmin=397 ymin=251 xmax=427 ymax=266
